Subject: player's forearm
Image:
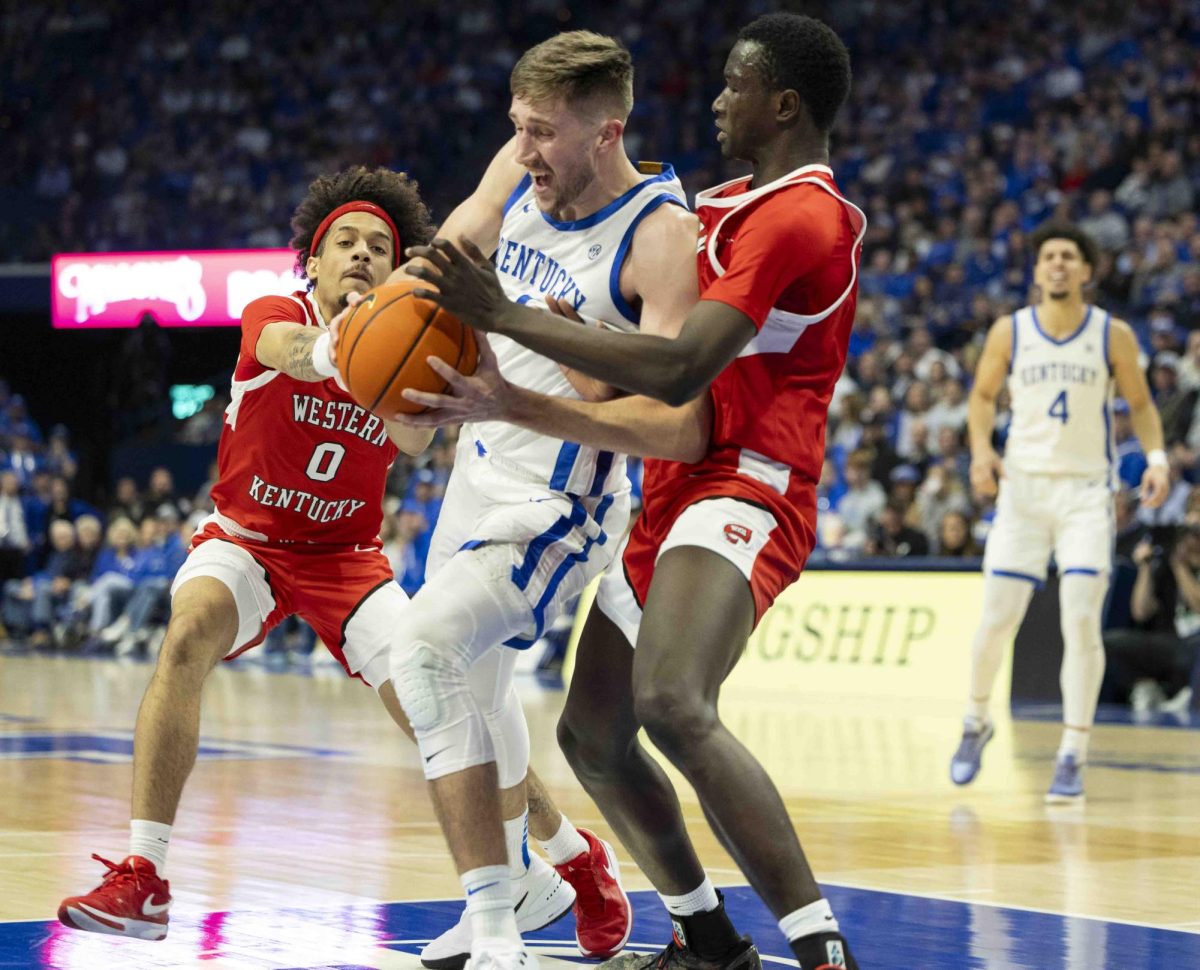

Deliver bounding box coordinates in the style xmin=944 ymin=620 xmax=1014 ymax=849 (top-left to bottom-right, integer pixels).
xmin=385 ymin=421 xmax=435 ymax=456
xmin=966 ymin=393 xmax=997 ymax=455
xmin=1130 ymin=403 xmax=1165 ymax=456
xmin=505 ymin=385 xmax=709 ymax=462
xmin=257 ymin=325 xmax=327 ymax=382
xmin=495 ymin=302 xmax=697 ymax=404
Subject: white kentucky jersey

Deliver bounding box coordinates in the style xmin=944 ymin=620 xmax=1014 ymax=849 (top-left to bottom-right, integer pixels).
xmin=467 ymin=162 xmax=687 ymax=496
xmin=1004 ymin=304 xmax=1115 ymax=482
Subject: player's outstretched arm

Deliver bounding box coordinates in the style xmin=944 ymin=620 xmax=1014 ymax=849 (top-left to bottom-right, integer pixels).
xmin=548 ymin=203 xmax=701 ymax=401
xmin=255 ymin=321 xmax=334 ymax=383
xmin=967 ymin=315 xmax=1012 ymax=498
xmin=406 ymin=235 xmax=752 ymax=405
xmin=395 ymin=335 xmax=709 ymax=462
xmin=1109 ymin=317 xmax=1169 ymax=508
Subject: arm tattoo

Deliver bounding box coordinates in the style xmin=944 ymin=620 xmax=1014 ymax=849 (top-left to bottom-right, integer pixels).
xmin=283 ymin=328 xmax=322 ymax=381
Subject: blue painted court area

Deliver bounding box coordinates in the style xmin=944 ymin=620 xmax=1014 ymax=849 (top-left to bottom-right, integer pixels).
xmin=0 ymin=730 xmax=346 ymax=764
xmin=2 ymin=886 xmax=1196 ymax=970
xmin=1013 ymin=701 xmax=1199 ymax=731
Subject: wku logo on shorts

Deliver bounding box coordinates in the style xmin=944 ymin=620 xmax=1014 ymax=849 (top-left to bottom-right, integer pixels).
xmin=723 ymin=523 xmax=753 ymax=545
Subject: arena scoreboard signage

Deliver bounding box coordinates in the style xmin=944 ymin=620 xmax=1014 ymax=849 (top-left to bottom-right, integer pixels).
xmin=565 ymin=569 xmax=1009 ymax=705
xmin=50 ymin=249 xmax=298 ymax=328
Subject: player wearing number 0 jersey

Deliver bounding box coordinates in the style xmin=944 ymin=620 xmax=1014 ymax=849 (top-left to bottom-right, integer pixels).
xmin=58 ymin=169 xmax=608 ymax=949
xmin=951 ymin=223 xmax=1169 ymax=804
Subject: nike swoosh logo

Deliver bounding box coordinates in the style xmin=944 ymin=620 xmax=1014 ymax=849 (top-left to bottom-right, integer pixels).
xmin=513 ymin=892 xmax=528 ymax=913
xmin=424 ymin=747 xmax=452 ymax=763
xmin=466 ymin=881 xmax=499 ymax=896
xmin=142 ymin=897 xmax=170 ymax=916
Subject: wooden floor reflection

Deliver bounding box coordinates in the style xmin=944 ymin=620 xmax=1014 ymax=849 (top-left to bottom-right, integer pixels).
xmin=1 ymin=651 xmax=1196 ymax=939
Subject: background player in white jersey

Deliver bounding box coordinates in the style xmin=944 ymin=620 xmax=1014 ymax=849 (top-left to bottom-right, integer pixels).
xmin=378 ymin=31 xmax=698 ymax=970
xmin=951 ymin=223 xmax=1169 ymax=802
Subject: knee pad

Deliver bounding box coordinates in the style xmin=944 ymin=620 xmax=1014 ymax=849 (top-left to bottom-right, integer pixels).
xmin=392 ymin=643 xmax=456 ymax=734
xmin=391 ymin=641 xmax=495 ymax=780
xmin=483 ymin=687 xmax=530 ymax=791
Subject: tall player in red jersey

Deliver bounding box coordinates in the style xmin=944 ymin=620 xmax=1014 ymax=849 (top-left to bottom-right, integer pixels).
xmin=402 ymin=15 xmax=863 ymax=970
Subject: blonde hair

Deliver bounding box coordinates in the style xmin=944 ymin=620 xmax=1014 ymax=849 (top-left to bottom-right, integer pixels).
xmin=510 ymin=31 xmax=633 ymax=120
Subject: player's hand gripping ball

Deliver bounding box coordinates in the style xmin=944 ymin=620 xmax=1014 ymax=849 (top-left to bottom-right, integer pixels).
xmin=336 ymin=279 xmax=479 ymax=415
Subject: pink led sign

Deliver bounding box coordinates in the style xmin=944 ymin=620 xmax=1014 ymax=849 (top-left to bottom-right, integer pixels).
xmin=50 ymin=249 xmax=300 ymax=328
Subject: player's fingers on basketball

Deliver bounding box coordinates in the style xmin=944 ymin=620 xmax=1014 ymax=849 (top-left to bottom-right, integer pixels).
xmin=430 ymin=237 xmax=469 ymax=266
xmin=477 ymin=333 xmax=499 ymax=369
xmin=424 ymin=355 xmax=460 ymax=383
xmin=404 ymin=262 xmax=443 ymax=286
xmin=459 ymin=238 xmax=490 ymax=267
xmin=400 ymin=387 xmax=453 ymax=410
xmin=392 ymin=403 xmax=441 ymax=426
xmin=404 ymin=246 xmax=451 ymax=274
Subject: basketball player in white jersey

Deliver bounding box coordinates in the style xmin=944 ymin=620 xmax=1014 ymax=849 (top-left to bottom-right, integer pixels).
xmin=372 ymin=32 xmax=697 ymax=970
xmin=951 ymin=223 xmax=1168 ymax=802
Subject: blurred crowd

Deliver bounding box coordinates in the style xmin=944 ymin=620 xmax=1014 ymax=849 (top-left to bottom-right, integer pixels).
xmin=2 ymin=0 xmax=1199 ymax=698
xmin=3 ymin=1 xmax=1198 ymax=546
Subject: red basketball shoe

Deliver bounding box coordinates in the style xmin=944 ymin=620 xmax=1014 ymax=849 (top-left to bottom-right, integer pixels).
xmin=554 ymin=827 xmax=632 ymax=958
xmin=58 ymin=854 xmax=171 ymax=940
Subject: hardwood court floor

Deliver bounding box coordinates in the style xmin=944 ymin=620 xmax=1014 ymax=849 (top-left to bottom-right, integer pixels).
xmin=0 ymin=651 xmax=1197 ymax=969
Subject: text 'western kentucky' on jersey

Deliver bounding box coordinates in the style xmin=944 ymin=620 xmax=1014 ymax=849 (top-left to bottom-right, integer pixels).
xmin=682 ymin=165 xmax=866 ymax=493
xmin=471 ymin=162 xmax=687 ymax=497
xmin=206 ymin=291 xmax=399 ymax=546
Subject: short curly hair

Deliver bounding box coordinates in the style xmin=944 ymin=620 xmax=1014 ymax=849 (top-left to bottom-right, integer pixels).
xmin=736 ymin=14 xmax=851 ymax=133
xmin=289 ymin=166 xmax=435 ymax=287
xmin=1029 ymin=221 xmax=1100 ymax=270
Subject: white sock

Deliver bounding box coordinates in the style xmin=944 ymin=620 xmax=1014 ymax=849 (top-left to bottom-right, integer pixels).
xmin=537 ymin=814 xmax=589 ymax=866
xmin=129 ymin=819 xmax=171 ymax=874
xmin=965 ymin=701 xmax=990 ymax=726
xmin=1059 ymin=573 xmax=1107 ymax=761
xmin=462 ymin=865 xmax=518 ymax=942
xmin=1058 ymin=727 xmax=1090 ymax=762
xmin=503 ymin=811 xmax=530 ymax=878
xmin=659 ymin=877 xmax=720 ymax=916
xmin=779 ymin=898 xmax=839 ymax=941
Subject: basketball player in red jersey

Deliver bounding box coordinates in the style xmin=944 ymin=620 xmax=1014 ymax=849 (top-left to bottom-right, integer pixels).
xmin=56 ymin=167 xmax=594 ymax=945
xmin=403 ymin=15 xmax=862 ymax=970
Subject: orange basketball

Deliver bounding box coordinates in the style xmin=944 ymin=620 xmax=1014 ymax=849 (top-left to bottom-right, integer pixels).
xmin=337 ymin=279 xmax=478 ymax=416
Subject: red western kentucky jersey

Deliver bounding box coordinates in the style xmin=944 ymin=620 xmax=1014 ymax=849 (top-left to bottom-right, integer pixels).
xmin=207 ymin=290 xmax=398 ymax=546
xmin=631 ymin=166 xmax=865 ymax=616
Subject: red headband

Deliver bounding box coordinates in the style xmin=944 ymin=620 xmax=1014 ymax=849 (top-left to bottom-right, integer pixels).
xmin=310 ymin=201 xmax=402 ymax=268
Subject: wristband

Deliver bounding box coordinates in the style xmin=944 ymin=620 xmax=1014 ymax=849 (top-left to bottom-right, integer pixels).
xmin=1147 ymin=449 xmax=1168 ymax=469
xmin=312 ymin=331 xmax=338 ymax=378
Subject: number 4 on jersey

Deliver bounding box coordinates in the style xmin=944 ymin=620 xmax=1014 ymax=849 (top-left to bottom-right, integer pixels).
xmin=1048 ymin=389 xmax=1069 ymax=425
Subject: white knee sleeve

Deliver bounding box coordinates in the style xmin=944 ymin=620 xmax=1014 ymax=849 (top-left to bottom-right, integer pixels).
xmin=391 ymin=640 xmax=494 ymax=780
xmin=1059 ymin=572 xmax=1108 ymax=729
xmin=389 ymin=548 xmax=535 ymax=782
xmin=469 ymin=646 xmax=529 ymax=791
xmin=969 ymin=574 xmax=1035 ymax=711
xmin=484 ymin=687 xmax=530 ymax=791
